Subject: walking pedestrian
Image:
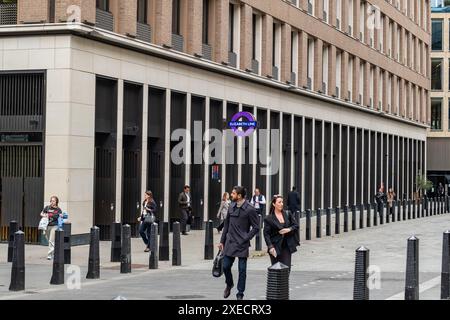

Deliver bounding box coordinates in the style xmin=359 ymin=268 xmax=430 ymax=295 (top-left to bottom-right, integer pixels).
xmin=216 ymin=192 xmax=231 ymax=233
xmin=286 ymin=186 xmax=300 ymax=214
xmin=387 ymin=188 xmax=396 ymax=209
xmin=250 ymin=188 xmax=266 ymax=216
xmin=40 ymin=196 xmax=63 ymax=260
xmin=218 ymin=186 xmax=259 ymax=300
xmin=263 ymin=195 xmax=299 ymax=271
xmin=138 ymin=191 xmax=158 ymax=252
xmin=178 ymin=185 xmax=192 ymax=235
xmin=374 ymin=183 xmax=387 ymax=219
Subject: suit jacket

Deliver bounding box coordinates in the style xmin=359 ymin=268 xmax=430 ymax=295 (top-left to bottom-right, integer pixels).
xmin=263 ymin=211 xmax=299 ymax=256
xmin=220 ymin=200 xmax=260 ymax=258
xmin=178 ymin=192 xmax=192 ymax=209
xmin=287 ymin=191 xmax=300 ymax=212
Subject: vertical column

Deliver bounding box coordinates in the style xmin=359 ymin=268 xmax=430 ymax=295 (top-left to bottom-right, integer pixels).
xmin=330 ymin=0 xmax=337 ymax=28
xmin=153 ymin=0 xmax=172 ymax=47
xmin=214 ymin=0 xmax=230 ymax=64
xmin=163 ymin=89 xmax=171 ymax=222
xmin=301 ymin=117 xmax=306 ymax=211
xmin=391 ymin=75 xmax=397 ymax=115
xmin=341 ymin=51 xmax=349 ymax=101
xmin=18 ymin=0 xmax=49 ymax=23
xmin=261 ymin=14 xmax=274 ymax=77
xmin=141 ymin=85 xmax=149 ymax=200
xmin=353 ymin=0 xmax=361 ymax=39
xmin=373 ymin=66 xmax=380 ymax=110
xmin=383 ymin=16 xmax=389 ymax=56
xmin=240 ymin=3 xmax=253 ymax=72
xmin=185 ymin=93 xmax=192 ymax=185
xmin=281 ymin=23 xmax=292 ymax=84
xmin=117 ymin=0 xmax=137 ymax=37
xmin=55 ymin=0 xmax=96 ymax=24
xmin=115 ymin=80 xmax=124 ymax=222
xmin=328 ymin=45 xmax=337 ymax=97
xmin=382 ymin=71 xmax=388 ymax=113
xmin=352 ymin=56 xmax=360 ymax=103
xmin=266 ymin=110 xmax=271 ymax=203
xmin=237 ymin=103 xmax=243 ymax=185
xmin=342 ymin=0 xmax=348 ymax=34
xmin=363 ymin=62 xmax=370 ymax=107
xmin=185 ymin=0 xmax=202 ymax=56
xmin=203 ymin=97 xmax=210 ymax=221
xmin=400 ymin=27 xmax=406 ymax=65
xmin=298 ymin=31 xmax=309 ymax=88
xmin=399 ymin=78 xmax=405 ymax=118
xmin=221 ymin=100 xmax=227 ymax=195
xmin=252 ymin=106 xmax=258 ymax=195
xmin=415 ymin=37 xmax=419 ymax=73
xmin=392 ymin=22 xmax=398 ymax=61
xmin=364 ymin=2 xmax=370 ymax=45
xmin=314 ymin=39 xmax=324 ymax=93
xmin=315 ymin=0 xmax=324 ymax=20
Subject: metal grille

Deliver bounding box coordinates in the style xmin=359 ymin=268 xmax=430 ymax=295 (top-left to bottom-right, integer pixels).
xmin=0 ymin=145 xmax=43 ymax=178
xmin=172 ymin=33 xmax=184 ymax=52
xmin=96 ymin=8 xmax=114 ymax=32
xmin=0 ymin=3 xmax=17 ymax=25
xmin=251 ymin=59 xmax=259 ymax=74
xmin=202 ymin=43 xmax=212 ymax=60
xmin=136 ymin=22 xmax=152 ymax=43
xmin=289 ymin=0 xmax=298 ymax=5
xmin=272 ymin=66 xmax=279 ymax=80
xmin=228 ymin=51 xmax=237 ymax=67
xmin=290 ymin=72 xmax=296 ymax=84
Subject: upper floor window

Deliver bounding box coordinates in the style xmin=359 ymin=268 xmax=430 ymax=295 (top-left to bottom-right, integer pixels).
xmin=172 ymin=0 xmax=181 ymax=35
xmin=432 ymin=58 xmax=443 ymax=90
xmin=137 ymin=0 xmax=147 ymax=24
xmin=431 ymin=98 xmax=442 ymax=130
xmin=203 ymin=0 xmax=209 ymax=44
xmin=432 ymin=19 xmax=443 ymax=50
xmin=96 ymin=0 xmax=109 ymax=11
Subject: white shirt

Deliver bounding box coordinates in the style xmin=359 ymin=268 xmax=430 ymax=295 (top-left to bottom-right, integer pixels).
xmin=185 ymin=192 xmax=191 ymax=205
xmin=251 ymin=194 xmax=266 ymax=209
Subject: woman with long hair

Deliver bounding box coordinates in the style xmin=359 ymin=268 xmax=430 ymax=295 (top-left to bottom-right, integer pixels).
xmin=216 ymin=192 xmax=231 ymax=233
xmin=40 ymin=196 xmax=63 ymax=260
xmin=263 ymin=195 xmax=299 ymax=270
xmin=137 ymin=191 xmax=157 ymax=252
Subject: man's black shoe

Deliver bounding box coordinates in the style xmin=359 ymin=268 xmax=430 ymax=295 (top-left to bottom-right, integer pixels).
xmin=223 ymin=286 xmax=233 ymax=299
xmin=182 ymin=232 xmax=188 ymax=235
xmin=236 ymin=294 xmax=244 ymax=300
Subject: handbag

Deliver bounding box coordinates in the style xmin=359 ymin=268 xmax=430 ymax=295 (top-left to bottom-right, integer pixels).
xmin=144 ymin=212 xmax=155 ymax=224
xmin=38 ymin=217 xmax=49 ymax=231
xmin=212 ymin=250 xmax=224 ymax=278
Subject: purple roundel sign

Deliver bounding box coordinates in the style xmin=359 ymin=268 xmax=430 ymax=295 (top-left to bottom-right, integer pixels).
xmin=228 ymin=112 xmax=257 ymax=137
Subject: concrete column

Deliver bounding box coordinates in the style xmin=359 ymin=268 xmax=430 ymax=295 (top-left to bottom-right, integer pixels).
xmin=414 ymin=0 xmax=419 ymax=24
xmin=240 ymin=3 xmax=253 ymax=72
xmin=300 ymin=0 xmax=308 ymax=11
xmin=221 ymin=101 xmax=227 ymax=196
xmin=153 ymin=0 xmax=172 ymax=47
xmin=400 ymin=27 xmax=406 ymax=65
xmin=341 ymin=0 xmax=348 ymax=34
xmin=352 ymin=56 xmax=360 ymax=104
xmin=237 ymin=104 xmax=243 ymax=185
xmin=203 ymin=97 xmax=210 ymax=221
xmin=115 ymin=79 xmax=124 ymax=222
xmin=55 ymin=0 xmax=95 ymax=24
xmin=185 ymin=94 xmax=191 ymax=185
xmin=392 ymin=22 xmax=398 ymax=61
xmin=213 ymin=0 xmax=229 ymax=64
xmin=298 ymin=31 xmax=309 ymax=88
xmin=185 ymin=0 xmax=202 ymax=56
xmin=363 ymin=61 xmax=370 ymax=107
xmin=18 ymin=0 xmax=49 ymax=23
xmin=383 ymin=16 xmax=389 ymax=56
xmin=341 ymin=51 xmax=349 ymax=101
xmin=163 ymin=89 xmax=171 ymax=222
xmin=373 ymin=66 xmax=380 ymax=110
xmin=315 ymin=0 xmax=323 ymax=20
xmin=353 ymin=0 xmax=360 ymax=39
xmin=407 ymin=32 xmax=412 ymax=68
xmin=117 ymin=0 xmax=137 ymax=37
xmin=328 ymin=45 xmax=337 ymax=97
xmin=382 ymin=71 xmax=388 ymax=113
xmin=314 ymin=39 xmax=324 ymax=93
xmin=330 ymin=0 xmax=337 ymax=28
xmin=281 ymin=23 xmax=292 ymax=83
xmin=364 ymin=3 xmax=370 ymax=46
xmin=406 ymin=81 xmax=412 ymax=120
xmin=391 ymin=75 xmax=397 ymax=115
xmin=415 ymin=37 xmax=419 ymax=73
xmin=415 ymin=85 xmax=420 ymax=122
xmin=426 ymin=91 xmax=431 ymax=125
xmin=261 ymin=14 xmax=274 ymax=77
xmin=399 ymin=78 xmax=405 ymax=118
xmin=141 ymin=85 xmax=149 ymax=201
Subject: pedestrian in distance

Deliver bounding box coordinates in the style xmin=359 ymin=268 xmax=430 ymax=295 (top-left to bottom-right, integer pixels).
xmin=178 ymin=185 xmax=192 ymax=235
xmin=216 ymin=192 xmax=231 ymax=233
xmin=374 ymin=183 xmax=387 ymax=219
xmin=40 ymin=196 xmax=63 ymax=260
xmin=387 ymin=188 xmax=396 ymax=210
xmin=263 ymin=195 xmax=299 ymax=271
xmin=138 ymin=191 xmax=158 ymax=252
xmin=250 ymin=188 xmax=266 ymax=216
xmin=287 ymin=186 xmax=301 ymax=214
xmin=218 ymin=186 xmax=260 ymax=300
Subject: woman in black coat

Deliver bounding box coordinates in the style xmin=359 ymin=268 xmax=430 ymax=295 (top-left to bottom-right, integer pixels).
xmin=263 ymin=195 xmax=299 ymax=270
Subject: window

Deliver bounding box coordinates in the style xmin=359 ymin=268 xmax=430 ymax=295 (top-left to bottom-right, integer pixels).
xmin=359 ymin=62 xmax=364 ymax=102
xmin=323 ymin=0 xmax=329 ymax=22
xmin=137 ymin=0 xmax=147 ymax=24
xmin=336 ymin=0 xmax=342 ymax=29
xmin=96 ymin=0 xmax=109 ymax=11
xmin=369 ymin=67 xmax=374 ymax=107
xmin=252 ymin=14 xmax=257 ymax=60
xmin=431 ymin=98 xmax=442 ymax=130
xmin=359 ymin=1 xmax=365 ymax=41
xmin=228 ymin=3 xmax=234 ymax=52
xmin=387 ymin=74 xmax=392 ymax=112
xmin=378 ymin=69 xmax=383 ymax=109
xmin=379 ymin=15 xmax=384 ymax=51
xmin=202 ymin=0 xmax=209 ymax=44
xmin=307 ymin=38 xmax=314 ymax=87
xmin=348 ymin=56 xmax=353 ymax=100
xmin=172 ymin=0 xmax=181 ymax=35
xmin=432 ymin=19 xmax=443 ymax=51
xmin=432 ymin=58 xmax=443 ymax=90
xmin=348 ymin=0 xmax=353 ymax=34
xmin=322 ymin=46 xmax=329 ymax=93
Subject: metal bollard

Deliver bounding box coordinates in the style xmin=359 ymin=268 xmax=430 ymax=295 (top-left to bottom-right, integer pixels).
xmin=86 ymin=226 xmax=100 ymax=279
xmin=110 ymin=222 xmax=121 ymax=262
xmin=366 ymin=203 xmax=371 ymax=228
xmin=294 ymin=211 xmax=301 ymax=246
xmin=344 ymin=206 xmax=349 ymax=232
xmin=255 ymin=215 xmax=262 ymax=251
xmin=408 ymin=200 xmax=412 ymax=220
xmin=373 ymin=203 xmax=378 ymax=226
xmin=205 ymin=220 xmax=214 ymax=259
xmin=378 ymin=203 xmax=384 ymax=225
xmin=335 ymin=207 xmax=340 ymax=234
xmin=159 ymin=222 xmax=170 ymax=261
xmin=426 ymin=196 xmax=430 ymax=217
xmin=421 ymin=198 xmax=425 ymax=218
xmin=413 ymin=199 xmax=416 ymax=219
xmin=351 ymin=206 xmax=356 ymax=231
xmin=326 ymin=208 xmax=331 ymax=236
xmin=359 ymin=204 xmax=364 ymax=229
xmin=391 ymin=201 xmax=396 ymax=223
xmin=306 ymin=210 xmax=311 ymax=240
xmin=9 ymin=231 xmax=25 ymax=291
xmin=172 ymin=222 xmax=181 ymax=266
xmin=266 ymin=262 xmax=290 ymax=300
xmin=441 ymin=197 xmax=444 ymax=215
xmin=120 ymin=224 xmax=131 ymax=274
xmin=441 ymin=230 xmax=450 ymax=300
xmin=397 ymin=199 xmax=402 ymax=221
xmin=353 ymin=246 xmax=370 ymax=300
xmin=402 ymin=199 xmax=407 ymax=220
xmin=405 ymin=235 xmax=419 ymax=300
xmin=434 ymin=197 xmax=437 ymax=216
xmin=50 ymin=230 xmax=65 ymax=285
xmin=7 ymin=221 xmax=18 ymax=263
xmin=386 ymin=203 xmax=390 ymax=223
xmin=316 ymin=209 xmax=322 ymax=238
xmin=63 ymin=223 xmax=71 ymax=264
xmin=149 ymin=223 xmax=159 ymax=269
xmin=446 ymin=196 xmax=449 ymax=214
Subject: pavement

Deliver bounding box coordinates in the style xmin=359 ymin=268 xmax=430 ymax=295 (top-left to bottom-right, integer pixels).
xmin=0 ymin=212 xmax=449 ymax=300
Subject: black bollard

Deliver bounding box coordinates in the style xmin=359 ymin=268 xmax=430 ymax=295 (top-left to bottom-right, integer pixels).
xmin=149 ymin=223 xmax=159 ymax=269
xmin=403 ymin=199 xmax=407 ymax=220
xmin=426 ymin=196 xmax=430 ymax=217
xmin=266 ymin=262 xmax=290 ymax=300
xmin=120 ymin=224 xmax=131 ymax=274
xmin=344 ymin=206 xmax=349 ymax=232
xmin=408 ymin=200 xmax=412 ymax=220
xmin=110 ymin=222 xmax=121 ymax=262
xmin=366 ymin=203 xmax=371 ymax=228
xmin=405 ymin=235 xmax=419 ymax=300
xmin=446 ymin=196 xmax=449 ymax=214
xmin=413 ymin=199 xmax=416 ymax=219
xmin=421 ymin=198 xmax=425 ymax=218
xmin=159 ymin=222 xmax=170 ymax=261
xmin=326 ymin=208 xmax=331 ymax=236
xmin=50 ymin=230 xmax=65 ymax=285
xmin=205 ymin=220 xmax=214 ymax=259
xmin=386 ymin=203 xmax=390 ymax=223
xmin=391 ymin=201 xmax=396 ymax=222
xmin=306 ymin=210 xmax=311 ymax=240
xmin=397 ymin=200 xmax=401 ymax=221
xmin=335 ymin=207 xmax=340 ymax=234
xmin=434 ymin=197 xmax=437 ymax=216
xmin=441 ymin=230 xmax=450 ymax=300
xmin=172 ymin=222 xmax=181 ymax=266
xmin=255 ymin=215 xmax=262 ymax=251
xmin=86 ymin=226 xmax=100 ymax=279
xmin=351 ymin=206 xmax=356 ymax=231
xmin=9 ymin=231 xmax=25 ymax=291
xmin=294 ymin=211 xmax=301 ymax=246
xmin=7 ymin=221 xmax=18 ymax=263
xmin=359 ymin=203 xmax=364 ymax=229
xmin=63 ymin=223 xmax=71 ymax=264
xmin=316 ymin=209 xmax=322 ymax=238
xmin=373 ymin=203 xmax=378 ymax=226
xmin=441 ymin=197 xmax=444 ymax=215
xmin=378 ymin=203 xmax=384 ymax=225
xmin=353 ymin=246 xmax=370 ymax=300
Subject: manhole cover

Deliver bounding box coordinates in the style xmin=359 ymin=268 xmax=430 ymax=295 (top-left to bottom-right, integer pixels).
xmin=166 ymin=295 xmax=206 ymax=300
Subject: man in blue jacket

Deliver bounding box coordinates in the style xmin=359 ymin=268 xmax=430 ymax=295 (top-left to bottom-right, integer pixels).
xmin=218 ymin=186 xmax=260 ymax=300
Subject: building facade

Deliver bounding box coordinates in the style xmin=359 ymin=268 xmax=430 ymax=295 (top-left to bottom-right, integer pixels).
xmin=429 ymin=0 xmax=450 ymax=193
xmin=0 ymin=0 xmax=430 ymax=242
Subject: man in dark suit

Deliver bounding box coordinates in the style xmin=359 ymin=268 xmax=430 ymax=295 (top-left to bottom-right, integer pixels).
xmin=218 ymin=186 xmax=259 ymax=300
xmin=287 ymin=186 xmax=300 ymax=214
xmin=178 ymin=185 xmax=192 ymax=235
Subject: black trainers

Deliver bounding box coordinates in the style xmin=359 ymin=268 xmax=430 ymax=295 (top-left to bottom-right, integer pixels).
xmin=236 ymin=293 xmax=244 ymax=300
xmin=223 ymin=285 xmax=233 ymax=299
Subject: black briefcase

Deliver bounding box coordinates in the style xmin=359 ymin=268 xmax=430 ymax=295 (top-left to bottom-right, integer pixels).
xmin=212 ymin=251 xmax=224 ymax=278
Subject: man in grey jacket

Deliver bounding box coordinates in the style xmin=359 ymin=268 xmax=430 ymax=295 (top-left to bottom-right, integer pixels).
xmin=218 ymin=186 xmax=259 ymax=300
xmin=178 ymin=185 xmax=192 ymax=235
